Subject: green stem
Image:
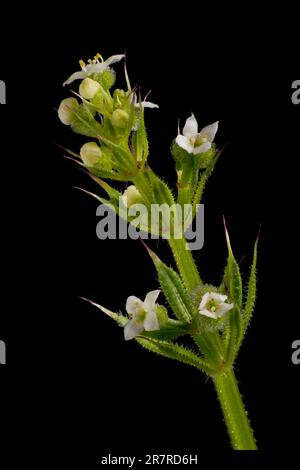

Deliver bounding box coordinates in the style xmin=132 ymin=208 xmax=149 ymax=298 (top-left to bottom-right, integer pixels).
xmin=213 ymin=368 xmax=257 ymax=450
xmin=168 ymin=236 xmax=201 ymax=292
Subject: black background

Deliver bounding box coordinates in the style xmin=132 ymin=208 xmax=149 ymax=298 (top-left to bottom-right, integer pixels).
xmin=0 ymin=8 xmax=299 ymax=468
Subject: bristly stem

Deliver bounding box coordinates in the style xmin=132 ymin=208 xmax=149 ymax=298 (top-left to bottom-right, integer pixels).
xmin=168 ymin=236 xmax=201 ymax=292
xmin=213 ymin=368 xmax=257 ymax=450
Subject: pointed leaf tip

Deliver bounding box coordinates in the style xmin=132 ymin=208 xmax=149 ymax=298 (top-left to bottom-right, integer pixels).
xmin=79 ymin=296 xmax=111 ymax=314
xmin=223 ymin=215 xmax=233 ymax=256
xmin=80 ymin=297 xmax=127 ymax=326
xmin=139 ymin=239 xmax=160 ymax=265
xmin=256 ymin=223 xmax=262 ymax=245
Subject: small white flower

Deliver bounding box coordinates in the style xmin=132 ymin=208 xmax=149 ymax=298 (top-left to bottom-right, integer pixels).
xmin=121 ymin=185 xmax=142 ymax=207
xmin=124 ymin=290 xmax=160 ymax=340
xmin=176 ymin=114 xmax=218 ymax=155
xmin=199 ymin=292 xmax=233 ymax=319
xmin=63 ymin=53 xmax=125 ymax=86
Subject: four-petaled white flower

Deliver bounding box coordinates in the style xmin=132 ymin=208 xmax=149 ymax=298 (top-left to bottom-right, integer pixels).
xmin=176 ymin=114 xmax=218 ymax=155
xmin=124 ymin=290 xmax=160 ymax=340
xmin=199 ymin=292 xmax=233 ymax=319
xmin=63 ymin=53 xmax=125 ymax=86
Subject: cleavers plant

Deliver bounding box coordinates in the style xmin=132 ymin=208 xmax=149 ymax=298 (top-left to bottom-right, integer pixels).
xmin=58 ymin=52 xmax=258 ymax=450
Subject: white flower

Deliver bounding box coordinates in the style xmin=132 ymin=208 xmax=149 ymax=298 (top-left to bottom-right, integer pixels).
xmin=176 ymin=114 xmax=218 ymax=155
xmin=121 ymin=185 xmax=142 ymax=207
xmin=124 ymin=290 xmax=160 ymax=340
xmin=63 ymin=53 xmax=125 ymax=86
xmin=199 ymin=292 xmax=233 ymax=319
xmin=57 ymin=97 xmax=79 ymax=125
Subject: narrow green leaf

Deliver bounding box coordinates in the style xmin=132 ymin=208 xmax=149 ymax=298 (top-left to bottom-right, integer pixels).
xmin=136 ymin=337 xmax=215 ymax=376
xmin=143 ymin=245 xmax=196 ymax=322
xmin=223 ymin=218 xmax=243 ymax=309
xmin=192 ymin=148 xmax=221 ymax=217
xmin=80 ymin=298 xmax=127 ymax=327
xmin=192 ymin=330 xmax=225 ymax=369
xmin=226 ymin=307 xmax=243 ymax=366
xmin=71 ymin=104 xmax=103 ymax=137
xmin=152 ymin=176 xmax=176 ymax=206
xmin=242 ymin=234 xmax=259 ymax=338
xmin=222 ymin=219 xmax=243 ymax=364
xmin=132 ymin=104 xmax=149 ymax=163
xmin=98 ymin=136 xmax=135 ymax=172
xmin=141 ymin=319 xmax=190 ymax=341
xmin=84 ymin=173 xmax=122 ymax=201
xmin=88 ymin=166 xmax=133 ymax=181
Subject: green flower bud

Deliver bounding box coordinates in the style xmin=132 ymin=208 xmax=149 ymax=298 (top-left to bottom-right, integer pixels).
xmin=58 ymin=97 xmax=79 ymax=125
xmin=79 ymin=78 xmax=101 ymax=100
xmin=121 ymin=185 xmax=143 ymax=207
xmin=80 ymin=142 xmax=102 ymax=166
xmin=111 ymin=108 xmax=129 ymax=129
xmin=113 ymin=89 xmax=127 ymax=107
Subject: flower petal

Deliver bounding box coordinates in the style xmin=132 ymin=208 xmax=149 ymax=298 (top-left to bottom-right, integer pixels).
xmin=199 ymin=308 xmax=218 ymax=319
xmin=105 ymin=54 xmax=125 ymax=66
xmin=144 ymin=310 xmax=160 ymax=331
xmin=126 ymin=296 xmax=144 ymax=315
xmin=84 ymin=62 xmax=107 ymax=74
xmin=144 ymin=290 xmax=160 ymax=311
xmin=124 ymin=319 xmax=144 ymax=340
xmin=199 ymin=292 xmax=211 ymax=310
xmin=210 ymin=293 xmax=228 ymax=303
xmin=183 ymin=114 xmax=198 ymax=137
xmin=176 ymin=135 xmax=194 ymax=154
xmin=198 ymin=121 xmax=219 ymax=143
xmin=140 ymin=101 xmax=159 ymax=109
xmin=216 ymin=302 xmax=234 ymax=317
xmin=193 ymin=142 xmax=211 ymax=154
xmin=63 ymin=71 xmax=88 ymax=86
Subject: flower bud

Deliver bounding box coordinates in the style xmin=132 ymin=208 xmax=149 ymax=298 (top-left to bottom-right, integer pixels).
xmin=111 ymin=108 xmax=129 ymax=129
xmin=80 ymin=142 xmax=102 ymax=166
xmin=79 ymin=78 xmax=101 ymax=99
xmin=121 ymin=185 xmax=143 ymax=207
xmin=113 ymin=89 xmax=127 ymax=106
xmin=58 ymin=97 xmax=79 ymax=125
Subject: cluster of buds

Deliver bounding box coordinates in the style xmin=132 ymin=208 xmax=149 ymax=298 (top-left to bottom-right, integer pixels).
xmin=58 ymin=54 xmax=158 ymax=186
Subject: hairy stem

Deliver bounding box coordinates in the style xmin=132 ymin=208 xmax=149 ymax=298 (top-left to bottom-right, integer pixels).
xmin=213 ymin=368 xmax=257 ymax=450
xmin=168 ymin=236 xmax=201 ymax=292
